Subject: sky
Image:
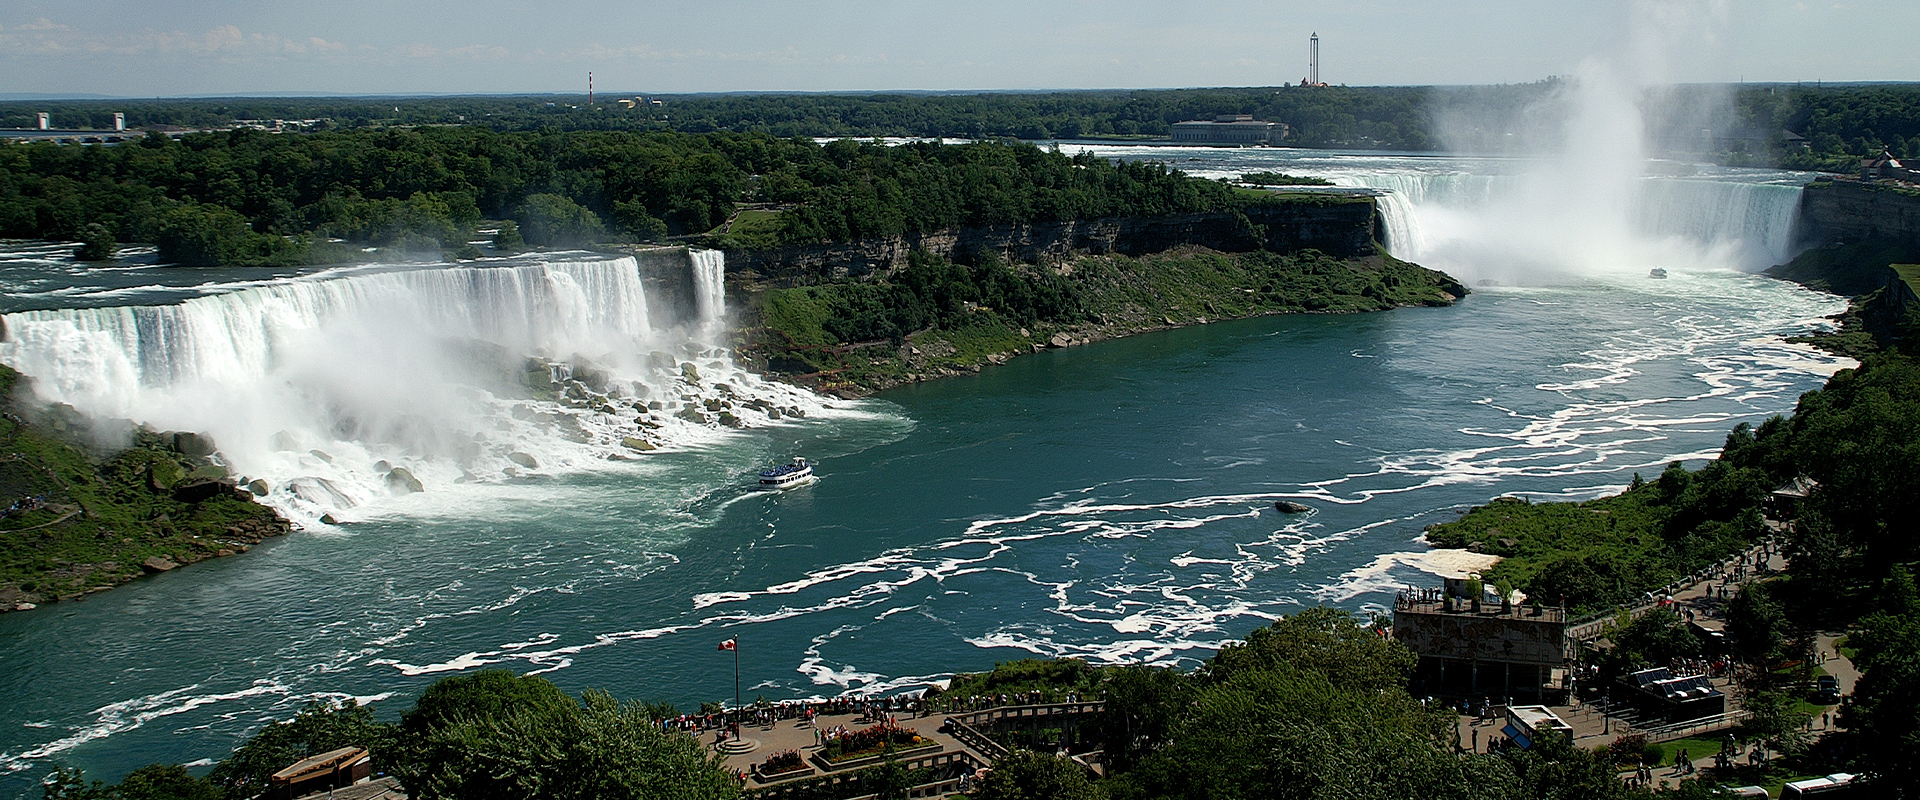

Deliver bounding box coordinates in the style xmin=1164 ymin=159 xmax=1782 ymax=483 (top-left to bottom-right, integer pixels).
xmin=0 ymin=0 xmax=1916 ymax=97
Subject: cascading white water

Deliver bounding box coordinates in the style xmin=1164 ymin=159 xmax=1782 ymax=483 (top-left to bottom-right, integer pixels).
xmin=690 ymin=249 xmax=726 ymax=327
xmin=1331 ymin=168 xmax=1807 ymax=282
xmin=0 ymin=252 xmax=828 ymax=526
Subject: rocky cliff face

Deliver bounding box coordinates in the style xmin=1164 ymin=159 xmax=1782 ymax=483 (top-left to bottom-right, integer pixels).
xmin=1798 ymin=179 xmax=1920 ymax=251
xmin=725 ymin=198 xmax=1377 ymax=279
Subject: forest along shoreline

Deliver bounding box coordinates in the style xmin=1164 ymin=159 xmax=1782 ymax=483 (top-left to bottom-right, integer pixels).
xmin=718 ymin=192 xmax=1465 ymax=396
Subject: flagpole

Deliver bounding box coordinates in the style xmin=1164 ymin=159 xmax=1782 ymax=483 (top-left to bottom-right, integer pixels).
xmin=733 ymin=636 xmax=741 ymax=721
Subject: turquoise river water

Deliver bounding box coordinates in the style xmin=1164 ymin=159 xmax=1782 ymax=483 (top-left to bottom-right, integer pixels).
xmin=0 ymin=147 xmax=1852 ymax=794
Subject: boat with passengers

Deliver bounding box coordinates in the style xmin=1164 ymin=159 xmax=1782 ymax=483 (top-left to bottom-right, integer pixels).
xmin=758 ymin=458 xmax=814 ymax=488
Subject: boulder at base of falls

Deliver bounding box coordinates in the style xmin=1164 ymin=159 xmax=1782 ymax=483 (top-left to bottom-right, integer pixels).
xmin=621 ymin=437 xmax=657 ymax=452
xmin=1273 ymin=500 xmax=1312 ymax=514
xmin=1049 ymin=332 xmax=1075 ymax=348
xmin=171 ymin=431 xmax=217 ymax=457
xmin=140 ymin=556 xmax=178 ymax=573
xmin=717 ymin=411 xmax=744 ymax=428
xmin=681 ymin=362 xmax=702 ymax=384
xmin=171 ymin=479 xmax=229 ymax=504
xmin=508 ymin=452 xmax=539 ymax=469
xmin=386 ymin=467 xmax=424 ymax=494
xmin=247 ymin=479 xmax=270 ymax=496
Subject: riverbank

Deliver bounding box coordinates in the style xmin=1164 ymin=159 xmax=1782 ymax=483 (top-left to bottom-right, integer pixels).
xmin=733 ymin=245 xmax=1464 ymax=395
xmin=0 ymin=364 xmax=290 ymax=612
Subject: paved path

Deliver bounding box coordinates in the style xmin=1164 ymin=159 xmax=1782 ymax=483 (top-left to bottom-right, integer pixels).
xmin=711 ymin=709 xmax=981 ymax=785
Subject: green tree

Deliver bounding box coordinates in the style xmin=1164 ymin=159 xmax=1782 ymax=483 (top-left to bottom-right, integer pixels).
xmin=399 ymin=669 xmax=576 ymax=741
xmin=1839 ymin=569 xmax=1920 ymax=796
xmin=1117 ymin=664 xmax=1510 ymax=800
xmin=1725 ymin=583 xmax=1786 ymax=661
xmin=972 ymin=749 xmax=1101 ymax=800
xmin=40 ymin=767 xmax=110 ymax=800
xmin=74 ymin=222 xmax=116 ymax=261
xmin=1496 ymin=735 xmax=1640 ymax=800
xmin=492 ymin=220 xmax=524 ymax=252
xmin=399 ymin=689 xmax=737 ymax=800
xmin=1201 ymin=606 xmax=1415 ymax=692
xmin=517 ymin=193 xmax=604 ymax=247
xmin=1093 ymin=665 xmax=1192 ymax=774
xmin=113 ymin=764 xmax=224 ymax=800
xmin=1602 ymin=608 xmax=1702 ymax=677
xmin=207 ymin=699 xmax=394 ymax=799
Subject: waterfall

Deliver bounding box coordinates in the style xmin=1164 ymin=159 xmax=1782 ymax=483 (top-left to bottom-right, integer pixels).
xmin=0 ymin=252 xmax=824 ymax=526
xmin=1340 ymin=170 xmax=1808 ymax=282
xmin=691 ymin=249 xmax=726 ymax=326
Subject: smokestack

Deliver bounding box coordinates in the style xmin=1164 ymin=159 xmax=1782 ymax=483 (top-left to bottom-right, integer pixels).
xmin=113 ymin=112 xmax=125 ymax=132
xmin=37 ymin=112 xmax=50 ymax=130
xmin=588 ymin=72 xmax=594 ymax=105
xmin=1310 ymin=33 xmax=1319 ymax=86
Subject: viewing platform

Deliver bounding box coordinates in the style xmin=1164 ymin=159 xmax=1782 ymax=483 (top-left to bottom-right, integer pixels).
xmin=722 ymin=701 xmax=1106 ymax=799
xmin=1392 ymin=586 xmax=1574 ymax=702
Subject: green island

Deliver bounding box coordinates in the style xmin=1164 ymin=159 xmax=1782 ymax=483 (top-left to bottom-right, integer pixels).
xmin=0 ymin=364 xmax=289 ymax=611
xmin=743 ymin=246 xmax=1461 ymax=394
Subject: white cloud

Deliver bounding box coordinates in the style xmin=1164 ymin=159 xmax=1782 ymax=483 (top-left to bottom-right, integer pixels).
xmin=0 ymin=22 xmax=354 ymax=61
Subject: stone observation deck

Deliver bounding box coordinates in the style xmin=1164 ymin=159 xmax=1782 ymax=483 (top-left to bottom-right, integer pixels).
xmin=722 ymin=702 xmax=1105 ymax=800
xmin=1392 ymin=588 xmax=1573 ymax=701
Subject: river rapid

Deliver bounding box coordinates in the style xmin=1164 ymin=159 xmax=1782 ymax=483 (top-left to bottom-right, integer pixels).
xmin=0 ymin=147 xmax=1852 ymax=793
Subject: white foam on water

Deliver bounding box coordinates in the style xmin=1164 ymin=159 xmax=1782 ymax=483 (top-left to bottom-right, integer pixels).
xmin=0 ymin=252 xmax=843 ymax=527
xmin=0 ymin=682 xmax=390 ymax=775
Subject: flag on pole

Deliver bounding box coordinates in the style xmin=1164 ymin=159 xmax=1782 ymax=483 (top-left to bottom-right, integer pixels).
xmin=718 ymin=639 xmax=736 ymax=651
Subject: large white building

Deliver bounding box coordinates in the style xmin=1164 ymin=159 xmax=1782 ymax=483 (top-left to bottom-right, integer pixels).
xmin=1170 ymin=114 xmax=1288 ymax=146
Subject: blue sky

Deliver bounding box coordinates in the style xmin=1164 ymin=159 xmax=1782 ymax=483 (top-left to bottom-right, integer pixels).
xmin=1 ymin=0 xmax=1914 ymax=97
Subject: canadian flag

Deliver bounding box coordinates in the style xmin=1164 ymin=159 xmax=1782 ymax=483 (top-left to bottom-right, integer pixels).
xmin=718 ymin=639 xmax=737 ymax=651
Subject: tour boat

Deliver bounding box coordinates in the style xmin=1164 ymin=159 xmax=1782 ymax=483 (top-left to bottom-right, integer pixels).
xmin=758 ymin=458 xmax=814 ymax=488
xmin=1648 ymin=267 xmax=1668 ymax=279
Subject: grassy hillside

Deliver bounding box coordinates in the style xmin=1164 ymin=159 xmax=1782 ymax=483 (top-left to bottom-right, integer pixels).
xmin=739 ymin=246 xmax=1464 ymax=394
xmin=0 ymin=365 xmax=290 ymax=611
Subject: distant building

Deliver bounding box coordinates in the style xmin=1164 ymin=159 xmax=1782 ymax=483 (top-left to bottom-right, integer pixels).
xmin=1863 ymin=148 xmax=1919 ymax=183
xmin=1392 ymin=583 xmax=1572 ymax=701
xmin=1170 ymin=115 xmax=1288 ymax=146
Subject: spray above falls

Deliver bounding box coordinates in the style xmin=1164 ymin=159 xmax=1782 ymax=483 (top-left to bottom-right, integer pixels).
xmin=1330 ymin=1 xmax=1802 ymax=285
xmin=0 ymin=249 xmax=832 ymax=526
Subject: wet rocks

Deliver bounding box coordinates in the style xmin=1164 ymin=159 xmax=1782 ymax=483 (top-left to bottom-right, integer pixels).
xmin=171 ymin=479 xmax=229 ymax=504
xmin=171 ymin=431 xmax=216 ymax=457
xmin=508 ymin=452 xmax=540 ymax=469
xmin=1273 ymin=500 xmax=1312 ymax=513
xmin=386 ymin=467 xmax=424 ymax=494
xmin=140 ymin=556 xmax=178 ymax=573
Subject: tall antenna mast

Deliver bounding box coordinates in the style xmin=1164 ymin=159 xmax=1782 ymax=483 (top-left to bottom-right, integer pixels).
xmin=588 ymin=72 xmax=594 ymax=105
xmin=1310 ymin=33 xmax=1319 ymax=86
